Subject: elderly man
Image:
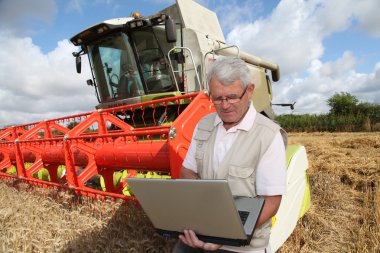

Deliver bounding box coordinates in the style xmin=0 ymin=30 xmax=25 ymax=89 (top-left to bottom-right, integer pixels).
xmin=173 ymin=57 xmax=287 ymax=253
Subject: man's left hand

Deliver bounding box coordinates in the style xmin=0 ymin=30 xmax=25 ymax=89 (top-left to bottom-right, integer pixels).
xmin=179 ymin=229 xmax=222 ymax=251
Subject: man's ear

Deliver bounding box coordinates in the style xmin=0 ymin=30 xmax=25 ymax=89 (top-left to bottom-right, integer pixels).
xmin=247 ymin=83 xmax=255 ymax=95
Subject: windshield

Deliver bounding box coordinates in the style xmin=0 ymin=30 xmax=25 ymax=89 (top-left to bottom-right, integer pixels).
xmin=87 ymin=26 xmax=181 ymax=104
xmin=88 ymin=33 xmax=144 ymax=102
xmin=131 ymin=25 xmax=178 ymax=93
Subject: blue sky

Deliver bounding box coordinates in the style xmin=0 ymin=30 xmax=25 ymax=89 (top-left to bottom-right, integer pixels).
xmin=322 ymin=28 xmax=379 ymax=72
xmin=30 ymin=1 xmax=172 ymax=53
xmin=1 ymin=0 xmax=380 ymax=126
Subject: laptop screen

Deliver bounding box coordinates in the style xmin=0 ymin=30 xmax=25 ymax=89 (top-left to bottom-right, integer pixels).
xmin=127 ymin=178 xmax=264 ymax=246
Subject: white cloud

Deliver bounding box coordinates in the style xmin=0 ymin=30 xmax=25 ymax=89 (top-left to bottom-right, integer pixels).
xmin=317 ymin=51 xmax=357 ymax=78
xmin=313 ymin=0 xmax=380 ymax=37
xmin=221 ymin=0 xmax=380 ymax=114
xmin=226 ymin=0 xmax=327 ymax=75
xmin=0 ymin=30 xmax=97 ymax=127
xmin=66 ymin=0 xmax=85 ymax=13
xmin=352 ymin=0 xmax=380 ymax=37
xmin=272 ymin=53 xmax=380 ymax=115
xmin=227 ymin=0 xmax=380 ymax=75
xmin=203 ymin=0 xmax=263 ymax=32
xmin=0 ymin=0 xmax=57 ymax=35
xmin=1 ymin=0 xmax=379 ymax=128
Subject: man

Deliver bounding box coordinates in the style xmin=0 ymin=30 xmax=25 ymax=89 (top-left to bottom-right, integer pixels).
xmin=173 ymin=57 xmax=287 ymax=253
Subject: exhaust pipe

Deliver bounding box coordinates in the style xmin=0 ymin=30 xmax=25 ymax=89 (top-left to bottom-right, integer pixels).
xmin=212 ymin=44 xmax=280 ymax=82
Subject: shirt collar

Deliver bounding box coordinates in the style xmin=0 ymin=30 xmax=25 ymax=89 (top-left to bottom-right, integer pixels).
xmin=213 ymin=103 xmax=257 ymax=132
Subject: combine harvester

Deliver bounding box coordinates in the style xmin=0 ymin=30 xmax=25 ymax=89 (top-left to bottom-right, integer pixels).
xmin=0 ymin=0 xmax=310 ymax=251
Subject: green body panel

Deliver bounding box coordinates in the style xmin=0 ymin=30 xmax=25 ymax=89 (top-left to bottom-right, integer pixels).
xmin=285 ymin=145 xmax=301 ymax=168
xmin=285 ymin=145 xmax=311 ymax=218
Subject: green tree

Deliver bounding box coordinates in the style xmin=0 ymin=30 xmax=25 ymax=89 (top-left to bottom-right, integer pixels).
xmin=67 ymin=121 xmax=80 ymax=129
xmin=327 ymin=92 xmax=358 ymax=115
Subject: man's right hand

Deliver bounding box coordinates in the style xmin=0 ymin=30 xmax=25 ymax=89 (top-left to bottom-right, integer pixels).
xmin=180 ymin=166 xmax=200 ymax=179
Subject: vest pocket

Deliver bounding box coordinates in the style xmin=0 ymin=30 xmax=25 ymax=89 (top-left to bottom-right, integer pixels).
xmin=227 ymin=166 xmax=256 ymax=197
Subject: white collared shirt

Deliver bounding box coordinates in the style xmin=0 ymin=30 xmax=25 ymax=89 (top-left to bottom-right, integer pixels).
xmin=183 ymin=104 xmax=286 ymax=196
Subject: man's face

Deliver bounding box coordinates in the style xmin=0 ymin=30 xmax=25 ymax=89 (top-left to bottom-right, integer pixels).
xmin=209 ymin=78 xmax=254 ymax=129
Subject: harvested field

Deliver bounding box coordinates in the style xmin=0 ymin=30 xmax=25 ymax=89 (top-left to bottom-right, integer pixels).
xmin=0 ymin=184 xmax=176 ymax=253
xmin=1 ymin=132 xmax=379 ymax=253
xmin=278 ymin=132 xmax=380 ymax=253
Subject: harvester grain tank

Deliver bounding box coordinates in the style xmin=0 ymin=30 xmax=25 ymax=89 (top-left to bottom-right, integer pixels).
xmin=0 ymin=0 xmax=310 ymax=251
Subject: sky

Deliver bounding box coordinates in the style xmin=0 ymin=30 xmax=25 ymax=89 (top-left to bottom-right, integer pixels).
xmin=0 ymin=0 xmax=380 ymax=127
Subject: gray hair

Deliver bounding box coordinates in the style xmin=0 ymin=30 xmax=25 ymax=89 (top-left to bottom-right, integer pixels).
xmin=206 ymin=57 xmax=251 ymax=90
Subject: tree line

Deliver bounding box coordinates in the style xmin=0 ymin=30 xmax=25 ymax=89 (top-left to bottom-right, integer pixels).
xmin=275 ymin=92 xmax=380 ymax=132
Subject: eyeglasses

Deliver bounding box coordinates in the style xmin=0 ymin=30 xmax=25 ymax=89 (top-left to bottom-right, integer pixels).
xmin=211 ymin=87 xmax=248 ymax=105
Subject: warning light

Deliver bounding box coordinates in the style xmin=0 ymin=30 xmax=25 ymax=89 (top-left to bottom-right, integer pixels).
xmin=131 ymin=12 xmax=141 ymax=19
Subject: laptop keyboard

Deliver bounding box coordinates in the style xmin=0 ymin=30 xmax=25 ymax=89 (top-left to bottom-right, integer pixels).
xmin=238 ymin=210 xmax=250 ymax=225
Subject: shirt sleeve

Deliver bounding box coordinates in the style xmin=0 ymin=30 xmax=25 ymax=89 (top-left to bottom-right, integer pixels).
xmin=182 ymin=125 xmax=198 ymax=173
xmin=256 ymin=131 xmax=287 ymax=196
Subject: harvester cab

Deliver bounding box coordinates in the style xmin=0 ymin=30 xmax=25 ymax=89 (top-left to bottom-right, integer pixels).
xmin=71 ymin=13 xmax=182 ymax=107
xmin=71 ymin=0 xmax=279 ymax=120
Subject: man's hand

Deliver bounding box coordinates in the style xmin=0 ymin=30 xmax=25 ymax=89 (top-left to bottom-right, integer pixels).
xmin=180 ymin=167 xmax=200 ymax=179
xmin=179 ymin=230 xmax=222 ymax=251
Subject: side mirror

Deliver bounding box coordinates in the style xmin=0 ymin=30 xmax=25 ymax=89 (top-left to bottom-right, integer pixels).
xmin=165 ymin=16 xmax=176 ymax=43
xmin=76 ymin=56 xmax=82 ymax=74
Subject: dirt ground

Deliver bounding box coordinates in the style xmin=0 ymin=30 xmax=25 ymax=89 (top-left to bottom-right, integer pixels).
xmin=1 ymin=132 xmax=379 ymax=253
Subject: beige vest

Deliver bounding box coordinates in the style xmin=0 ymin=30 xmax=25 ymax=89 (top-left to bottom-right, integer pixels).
xmin=194 ymin=112 xmax=287 ymax=250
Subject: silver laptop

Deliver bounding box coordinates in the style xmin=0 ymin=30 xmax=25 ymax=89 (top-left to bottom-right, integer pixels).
xmin=126 ymin=178 xmax=265 ymax=246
